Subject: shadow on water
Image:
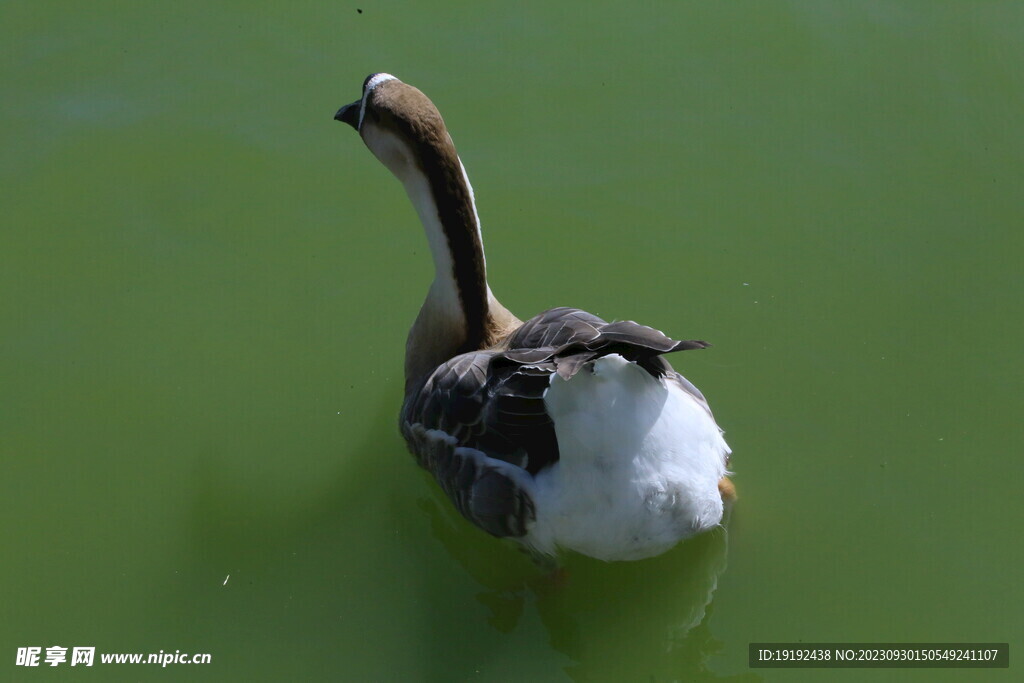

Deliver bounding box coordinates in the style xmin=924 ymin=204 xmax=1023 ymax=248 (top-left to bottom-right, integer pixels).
xmin=423 ymin=491 xmax=758 ymax=682
xmin=181 ymin=391 xmax=756 ymax=680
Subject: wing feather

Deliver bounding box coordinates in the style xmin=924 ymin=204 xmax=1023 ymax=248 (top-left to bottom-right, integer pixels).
xmin=400 ymin=307 xmax=712 ymax=538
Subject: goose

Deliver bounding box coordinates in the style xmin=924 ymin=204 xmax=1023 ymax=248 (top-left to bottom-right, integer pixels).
xmin=334 ymin=73 xmax=733 ymax=562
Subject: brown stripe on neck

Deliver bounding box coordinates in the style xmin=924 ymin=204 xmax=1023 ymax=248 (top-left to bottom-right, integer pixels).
xmin=396 ymin=116 xmax=490 ymax=353
xmin=427 ymin=154 xmax=489 ymax=353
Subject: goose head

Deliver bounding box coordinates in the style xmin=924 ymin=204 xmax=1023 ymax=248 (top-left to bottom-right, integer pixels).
xmin=334 ymin=73 xmax=456 ymax=185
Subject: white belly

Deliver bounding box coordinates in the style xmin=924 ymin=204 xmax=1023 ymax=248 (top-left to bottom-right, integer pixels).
xmin=524 ymin=354 xmax=730 ymax=561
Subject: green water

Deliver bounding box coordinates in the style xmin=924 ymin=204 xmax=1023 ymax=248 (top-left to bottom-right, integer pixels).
xmin=3 ymin=1 xmax=1022 ymax=680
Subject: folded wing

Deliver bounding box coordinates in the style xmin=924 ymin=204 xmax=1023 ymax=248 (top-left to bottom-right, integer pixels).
xmin=400 ymin=307 xmax=711 ymax=537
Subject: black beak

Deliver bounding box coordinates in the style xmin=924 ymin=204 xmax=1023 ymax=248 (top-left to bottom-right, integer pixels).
xmin=334 ymin=101 xmax=360 ymax=129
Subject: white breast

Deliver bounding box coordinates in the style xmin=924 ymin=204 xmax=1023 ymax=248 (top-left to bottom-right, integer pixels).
xmin=524 ymin=354 xmax=730 ymax=561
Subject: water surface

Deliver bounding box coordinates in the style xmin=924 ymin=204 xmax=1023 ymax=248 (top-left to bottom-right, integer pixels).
xmin=2 ymin=1 xmax=1022 ymax=680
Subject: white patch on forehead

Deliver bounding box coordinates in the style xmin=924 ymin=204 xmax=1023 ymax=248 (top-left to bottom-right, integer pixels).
xmin=366 ymin=72 xmax=397 ymax=91
xmin=359 ymin=73 xmax=398 ymax=130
